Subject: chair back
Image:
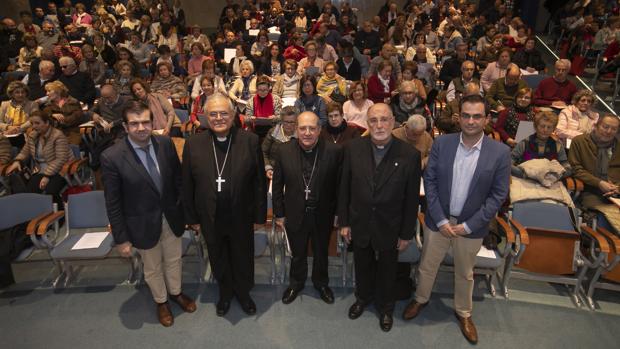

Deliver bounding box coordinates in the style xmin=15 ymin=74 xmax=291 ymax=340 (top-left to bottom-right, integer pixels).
xmin=67 ymin=191 xmax=109 ymax=229
xmin=522 ymin=74 xmax=546 ymax=89
xmin=0 ymin=194 xmax=53 ymax=230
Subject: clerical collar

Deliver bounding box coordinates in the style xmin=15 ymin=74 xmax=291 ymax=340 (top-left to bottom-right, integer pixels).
xmin=372 ymin=138 xmax=393 ymax=150
xmin=209 ymin=129 xmax=231 ymax=142
xmin=299 ymin=141 xmax=318 ymax=153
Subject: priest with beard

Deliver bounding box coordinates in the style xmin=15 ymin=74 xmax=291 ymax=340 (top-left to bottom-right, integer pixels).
xmin=182 ymin=94 xmax=267 ymax=317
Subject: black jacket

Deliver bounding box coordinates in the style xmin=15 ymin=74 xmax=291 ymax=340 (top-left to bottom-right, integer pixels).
xmin=59 ymin=71 xmax=97 ymax=105
xmin=337 ymin=57 xmax=362 ymax=81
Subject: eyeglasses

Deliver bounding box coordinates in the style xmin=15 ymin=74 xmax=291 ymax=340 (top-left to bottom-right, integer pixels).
xmin=460 ymin=114 xmax=485 ymax=120
xmin=60 ymin=65 xmax=68 ymax=69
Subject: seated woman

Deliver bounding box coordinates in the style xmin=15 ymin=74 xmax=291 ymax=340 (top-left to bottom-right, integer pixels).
xmin=5 ymin=109 xmax=74 ymax=206
xmin=262 ymin=106 xmax=297 ymax=179
xmin=150 ymin=61 xmax=188 ymax=102
xmin=272 ymin=59 xmax=301 ymax=100
xmin=130 ymin=78 xmax=181 ymax=137
xmin=367 ymin=60 xmax=396 ymax=104
xmin=111 ymin=60 xmax=136 ymax=97
xmin=187 ymin=42 xmax=210 ymax=81
xmin=480 ymin=47 xmax=512 ymax=92
xmin=320 ymin=102 xmax=361 ymax=145
xmin=227 ymin=42 xmax=250 ymax=77
xmin=511 ymin=111 xmax=572 ymax=178
xmin=0 ymin=81 xmax=39 ymax=147
xmin=316 ymin=61 xmax=347 ymax=105
xmin=343 ymin=80 xmax=374 ymax=130
xmin=191 ymin=59 xmax=227 ymax=100
xmin=190 ymin=76 xmax=216 ymax=129
xmin=79 ymin=43 xmax=106 ymax=85
xmin=228 ymin=60 xmax=258 ymax=113
xmin=43 ymin=81 xmax=83 ymax=145
xmin=391 ymin=80 xmax=430 ymax=128
xmin=17 ymin=33 xmax=42 ymax=73
xmin=476 ymin=34 xmax=504 ymax=70
xmin=401 ymin=61 xmax=427 ymax=102
xmin=251 ymin=30 xmax=271 ymax=62
xmin=494 ymin=87 xmax=536 ymax=147
xmin=557 ymin=89 xmax=599 ymax=148
xmin=297 ymin=40 xmax=325 ymax=76
xmin=512 ymin=36 xmax=546 ymax=74
xmin=258 ymin=43 xmax=284 ymax=80
xmin=246 ymin=76 xmax=283 ymax=138
xmin=294 ymin=75 xmax=327 ymax=126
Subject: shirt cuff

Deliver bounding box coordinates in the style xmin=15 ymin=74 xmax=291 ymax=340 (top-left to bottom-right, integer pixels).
xmin=463 ymin=222 xmax=472 ymax=235
xmin=436 ymin=218 xmax=449 ymax=228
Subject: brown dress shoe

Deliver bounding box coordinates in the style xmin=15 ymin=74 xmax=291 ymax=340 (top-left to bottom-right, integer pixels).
xmin=455 ymin=313 xmax=478 ymax=344
xmin=157 ymin=302 xmax=174 ymax=327
xmin=171 ymin=293 xmax=197 ymax=313
xmin=402 ymin=300 xmax=427 ymax=321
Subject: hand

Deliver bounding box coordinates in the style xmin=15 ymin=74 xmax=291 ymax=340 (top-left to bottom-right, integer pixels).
xmin=396 ymin=238 xmax=410 ymax=251
xmin=451 ymin=113 xmax=459 ymax=123
xmin=383 ymin=97 xmax=391 ymax=104
xmin=496 ymin=105 xmax=506 ymax=112
xmin=116 ymin=241 xmax=133 ymax=258
xmin=439 ymin=223 xmax=458 ymax=238
xmin=6 ymin=126 xmax=20 ymax=135
xmin=551 ymin=101 xmax=567 ymax=109
xmin=451 ymin=224 xmax=468 ymax=236
xmin=323 ymin=95 xmax=333 ymax=104
xmin=39 ymin=176 xmax=49 ymax=190
xmin=275 ymin=217 xmax=285 ymax=229
xmin=162 ymin=127 xmax=170 ymax=136
xmin=188 ymin=224 xmax=201 ymax=232
xmin=92 ymin=113 xmax=102 ymax=124
xmin=599 ymin=181 xmax=619 ymax=196
xmin=6 ymin=161 xmax=21 ymax=174
xmin=363 ymin=49 xmax=371 ymax=55
xmin=53 ymin=113 xmax=65 ymax=122
xmin=266 ymin=169 xmax=273 ymax=179
xmin=103 ymin=122 xmax=112 ymax=133
xmin=340 ymin=226 xmax=352 ymax=244
xmin=526 ymin=67 xmax=536 ymax=73
xmin=507 ymin=138 xmax=517 ymax=147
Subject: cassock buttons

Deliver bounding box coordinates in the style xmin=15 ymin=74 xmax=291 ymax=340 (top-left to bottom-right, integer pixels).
xmin=395 ymin=162 xmax=398 ymax=166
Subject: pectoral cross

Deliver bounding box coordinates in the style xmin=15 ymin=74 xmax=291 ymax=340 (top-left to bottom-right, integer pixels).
xmin=304 ymin=187 xmax=311 ymax=200
xmin=216 ymin=176 xmax=226 ymax=192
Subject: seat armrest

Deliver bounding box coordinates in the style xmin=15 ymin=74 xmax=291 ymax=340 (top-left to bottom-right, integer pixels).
xmin=26 ymin=211 xmax=55 ymax=235
xmin=69 ymin=158 xmax=88 ymax=175
xmin=595 ymin=226 xmax=620 ymax=254
xmin=508 ymin=217 xmax=530 ymax=245
xmin=36 ymin=211 xmax=65 ymax=235
xmin=496 ymin=216 xmax=515 ymax=244
xmin=581 ymin=225 xmax=610 ymax=253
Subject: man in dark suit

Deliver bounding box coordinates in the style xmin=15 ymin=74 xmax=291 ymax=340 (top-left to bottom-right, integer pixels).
xmin=272 ymin=111 xmax=343 ymax=305
xmin=182 ymin=94 xmax=267 ymax=317
xmin=338 ymin=103 xmax=422 ymax=332
xmin=402 ymin=94 xmax=510 ymax=344
xmin=101 ymin=100 xmax=196 ymax=327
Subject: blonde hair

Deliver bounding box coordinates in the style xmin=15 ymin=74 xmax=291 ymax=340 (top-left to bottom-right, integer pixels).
xmin=45 ymin=81 xmax=69 ymax=97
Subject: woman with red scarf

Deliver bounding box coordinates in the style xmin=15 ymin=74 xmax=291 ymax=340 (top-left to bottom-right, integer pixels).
xmin=246 ymin=76 xmax=282 ymax=139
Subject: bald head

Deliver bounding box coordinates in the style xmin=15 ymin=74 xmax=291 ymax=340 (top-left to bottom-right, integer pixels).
xmin=298 ymin=111 xmax=320 ymax=128
xmin=297 ymin=111 xmax=321 ymax=150
xmin=367 ymin=103 xmax=394 ymax=145
xmin=463 ymin=82 xmax=481 ymax=97
xmin=506 ymin=64 xmax=521 ymax=86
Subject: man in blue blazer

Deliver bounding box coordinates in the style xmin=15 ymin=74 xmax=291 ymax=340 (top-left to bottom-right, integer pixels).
xmin=402 ymin=95 xmax=510 ymax=344
xmin=101 ymin=100 xmax=196 ymax=327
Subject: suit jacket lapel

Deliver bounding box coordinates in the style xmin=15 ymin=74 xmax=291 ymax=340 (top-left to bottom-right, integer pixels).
xmin=122 ymin=137 xmax=159 ymax=195
xmin=313 ymin=140 xmax=327 ymax=192
xmin=203 ymin=131 xmax=218 ymax=194
xmin=228 ymin=128 xmax=239 ymax=200
xmin=363 ymin=138 xmax=375 ymax=191
xmin=153 ymin=136 xmax=167 ymax=193
xmin=466 ymin=136 xmax=489 ymax=197
xmin=446 ymin=135 xmax=460 ymax=200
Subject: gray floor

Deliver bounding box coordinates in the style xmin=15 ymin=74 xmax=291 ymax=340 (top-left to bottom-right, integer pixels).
xmin=2 ymin=257 xmax=620 ymax=349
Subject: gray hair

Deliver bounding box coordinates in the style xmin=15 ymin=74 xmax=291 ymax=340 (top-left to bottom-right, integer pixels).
xmin=571 ymin=89 xmax=595 ymax=105
xmin=207 ymin=93 xmax=235 ymax=113
xmin=239 ymin=59 xmax=254 ymax=74
xmin=38 ymin=59 xmax=55 ymax=71
xmin=59 ymin=56 xmax=76 ymax=67
xmin=556 ymin=58 xmax=571 ymax=70
xmin=405 ymin=114 xmax=427 ymax=131
xmin=399 ymin=80 xmax=418 ymax=94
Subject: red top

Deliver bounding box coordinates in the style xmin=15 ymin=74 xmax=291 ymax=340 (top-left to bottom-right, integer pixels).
xmin=367 ymin=74 xmax=396 ymax=104
xmin=533 ymin=77 xmax=577 ymax=107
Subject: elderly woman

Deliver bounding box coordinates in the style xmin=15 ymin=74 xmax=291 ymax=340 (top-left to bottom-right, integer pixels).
xmin=494 ymin=87 xmax=536 ymax=147
xmin=190 ymin=76 xmax=216 ymax=128
xmin=246 ymin=76 xmax=283 ymax=138
xmin=251 ymin=30 xmax=271 ymax=61
xmin=320 ymin=102 xmax=361 ymax=145
xmin=391 ymin=80 xmax=429 ymax=128
xmin=294 ymin=75 xmax=327 ymax=126
xmin=367 ymin=60 xmax=397 ymax=104
xmin=130 ymin=78 xmax=181 ymax=137
xmin=228 ymin=59 xmax=258 ymax=113
xmin=191 ymin=59 xmax=227 ymax=100
xmin=392 ymin=114 xmax=433 ymax=169
xmin=150 ymin=61 xmax=188 ymax=101
xmin=297 ymin=40 xmax=325 ymax=76
xmin=43 ymin=81 xmax=83 ymax=145
xmin=78 ymin=43 xmax=106 ymax=85
xmin=316 ymin=61 xmax=347 ymax=105
xmin=401 ymin=61 xmax=428 ymax=101
xmin=0 ymin=82 xmax=39 ymax=141
xmin=477 ymin=34 xmax=504 ymax=70
xmin=72 ymin=3 xmax=93 ymax=28
xmin=511 ymin=111 xmax=571 ymax=178
xmin=5 ymin=110 xmax=74 ymax=205
xmin=343 ymin=80 xmax=374 ymax=130
xmin=272 ymin=59 xmax=302 ymax=100
xmin=111 ymin=60 xmax=136 ymax=97
xmin=480 ymin=47 xmax=512 ymax=92
xmin=18 ymin=33 xmax=42 ymax=72
xmin=262 ymin=106 xmax=297 ymax=179
xmin=557 ymin=90 xmax=600 ymax=148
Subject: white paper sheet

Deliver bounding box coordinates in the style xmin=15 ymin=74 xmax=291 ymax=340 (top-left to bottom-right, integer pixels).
xmin=4 ymin=133 xmax=22 ymax=138
xmin=420 ymin=181 xmax=425 ymax=196
xmin=476 ymin=245 xmax=497 ymax=259
xmin=268 ymin=26 xmax=280 ymax=34
xmin=152 ymin=129 xmax=165 ymax=135
xmin=79 ymin=121 xmax=96 ymax=127
xmin=609 ymin=197 xmax=620 ymax=208
xmin=72 ymin=232 xmax=109 ymax=250
xmin=514 ymin=121 xmax=535 ymax=143
xmin=281 ymin=97 xmax=296 ymax=107
xmin=566 ymin=138 xmax=572 ymax=149
xmin=224 ymin=48 xmax=236 ymax=63
xmin=248 ymin=29 xmax=259 ymax=36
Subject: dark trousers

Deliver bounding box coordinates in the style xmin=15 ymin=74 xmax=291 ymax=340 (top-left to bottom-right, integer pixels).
xmin=204 ymin=222 xmax=255 ymax=302
xmin=353 ymin=244 xmax=398 ymax=315
xmin=287 ymin=210 xmax=330 ymax=289
xmin=27 ymin=173 xmax=66 ymax=207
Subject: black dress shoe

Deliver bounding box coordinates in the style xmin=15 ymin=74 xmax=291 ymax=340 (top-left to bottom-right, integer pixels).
xmin=348 ymin=301 xmax=365 ymax=319
xmin=240 ymin=298 xmax=257 ymax=315
xmin=380 ymin=313 xmax=394 ymax=332
xmin=216 ymin=299 xmax=231 ymax=317
xmin=315 ymin=286 xmax=334 ymax=304
xmin=282 ymin=287 xmax=302 ymax=304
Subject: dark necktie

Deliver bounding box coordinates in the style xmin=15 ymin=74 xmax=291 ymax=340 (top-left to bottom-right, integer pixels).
xmin=139 ymin=145 xmax=162 ymax=194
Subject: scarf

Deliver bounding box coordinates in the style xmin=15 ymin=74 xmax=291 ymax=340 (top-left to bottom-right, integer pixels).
xmin=146 ymin=94 xmax=168 ymax=130
xmin=241 ymin=75 xmax=253 ymax=100
xmin=271 ymin=123 xmax=295 ymax=142
xmin=301 ymin=94 xmax=319 ymax=111
xmin=523 ymin=134 xmax=558 ymax=162
xmin=505 ymin=105 xmax=535 ymax=139
xmin=283 ymin=73 xmax=300 ymax=87
xmin=326 ymin=119 xmax=348 ymax=134
xmin=378 ymin=74 xmax=391 ymax=93
xmin=253 ymin=94 xmax=274 ymax=118
xmin=399 ymin=95 xmax=422 ymax=114
xmin=591 ymin=132 xmax=616 ymax=180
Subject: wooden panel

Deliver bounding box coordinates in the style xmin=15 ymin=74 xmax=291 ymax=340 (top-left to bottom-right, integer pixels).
xmin=517 ymin=229 xmax=578 ymax=275
xmin=603 ymin=252 xmax=620 ymax=283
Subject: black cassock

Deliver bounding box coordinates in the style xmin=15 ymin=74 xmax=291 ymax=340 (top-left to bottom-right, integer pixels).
xmin=182 ymin=128 xmax=267 ymax=302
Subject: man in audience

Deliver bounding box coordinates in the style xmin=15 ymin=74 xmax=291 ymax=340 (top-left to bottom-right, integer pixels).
xmin=339 ymin=103 xmax=421 ymax=332
xmin=36 ymin=20 xmax=60 ymax=51
xmin=533 ymin=59 xmax=577 ymax=109
xmin=486 ymin=63 xmax=528 ymax=112
xmin=101 ymin=100 xmax=196 ymax=327
xmin=354 ymin=21 xmax=382 ymax=57
xmin=272 ymin=111 xmax=342 ymax=305
xmin=446 ymin=60 xmax=479 ymax=103
xmin=182 ymin=94 xmax=267 ymax=317
xmin=27 ymin=60 xmax=57 ymax=101
xmin=392 ymin=114 xmax=433 ymax=169
xmin=439 ymin=43 xmax=470 ymax=89
xmin=403 ymin=94 xmax=510 ymax=345
xmin=568 ymin=114 xmax=620 ymax=233
xmin=437 ymin=81 xmax=481 ymax=134
xmin=58 ymin=56 xmax=96 ymax=105
xmin=368 ymin=43 xmax=402 ymax=81
xmin=91 ymin=83 xmax=132 ymax=141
